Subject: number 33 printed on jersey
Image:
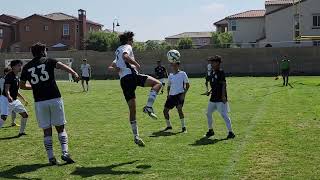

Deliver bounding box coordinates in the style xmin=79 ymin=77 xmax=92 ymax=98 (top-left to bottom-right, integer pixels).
xmin=28 ymin=64 xmax=49 ymax=84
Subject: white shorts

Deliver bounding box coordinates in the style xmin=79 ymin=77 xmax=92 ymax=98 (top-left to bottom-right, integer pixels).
xmin=207 ymin=101 xmax=231 ymax=114
xmin=0 ymin=95 xmax=27 ymax=116
xmin=159 ymin=78 xmax=166 ymax=84
xmin=35 ymin=98 xmax=66 ymax=129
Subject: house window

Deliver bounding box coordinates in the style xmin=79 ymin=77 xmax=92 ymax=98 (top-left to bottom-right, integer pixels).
xmin=0 ymin=29 xmax=3 ymax=38
xmin=76 ymin=25 xmax=79 ymax=33
xmin=89 ymin=26 xmax=93 ymax=32
xmin=63 ymin=24 xmax=70 ymax=36
xmin=25 ymin=26 xmax=30 ymax=32
xmin=313 ymin=41 xmax=320 ymax=46
xmin=44 ymin=25 xmax=49 ymax=31
xmin=313 ymin=14 xmax=320 ymax=28
xmin=230 ymin=20 xmax=237 ymax=31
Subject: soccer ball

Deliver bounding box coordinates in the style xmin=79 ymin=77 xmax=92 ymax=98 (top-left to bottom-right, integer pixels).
xmin=167 ymin=49 xmax=181 ymax=63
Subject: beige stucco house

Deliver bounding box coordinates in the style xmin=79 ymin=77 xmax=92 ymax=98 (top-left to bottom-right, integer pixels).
xmin=215 ymin=0 xmax=320 ymax=48
xmin=165 ymin=32 xmax=212 ymax=48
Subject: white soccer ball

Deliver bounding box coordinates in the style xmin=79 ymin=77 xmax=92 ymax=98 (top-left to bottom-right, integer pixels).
xmin=167 ymin=49 xmax=181 ymax=63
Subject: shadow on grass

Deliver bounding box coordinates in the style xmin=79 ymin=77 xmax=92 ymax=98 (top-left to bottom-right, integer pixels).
xmin=149 ymin=130 xmax=182 ymax=138
xmin=0 ymin=164 xmax=48 ymax=180
xmin=190 ymin=137 xmax=228 ymax=146
xmin=0 ymin=135 xmax=20 ymax=141
xmin=71 ymin=160 xmax=149 ymax=178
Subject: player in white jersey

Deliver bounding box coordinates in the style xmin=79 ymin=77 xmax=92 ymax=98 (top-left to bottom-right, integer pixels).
xmin=80 ymin=59 xmax=91 ymax=92
xmin=109 ymin=31 xmax=162 ymax=147
xmin=163 ymin=62 xmax=190 ymax=132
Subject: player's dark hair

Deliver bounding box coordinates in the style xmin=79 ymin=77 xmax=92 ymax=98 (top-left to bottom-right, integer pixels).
xmin=119 ymin=31 xmax=135 ymax=45
xmin=4 ymin=67 xmax=11 ymax=74
xmin=208 ymin=55 xmax=222 ymax=63
xmin=10 ymin=60 xmax=23 ymax=67
xmin=31 ymin=42 xmax=47 ymax=58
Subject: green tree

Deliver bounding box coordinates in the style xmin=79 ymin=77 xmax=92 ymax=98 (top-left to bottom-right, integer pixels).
xmin=145 ymin=40 xmax=160 ymax=51
xmin=86 ymin=31 xmax=119 ymax=52
xmin=133 ymin=42 xmax=146 ymax=52
xmin=218 ymin=32 xmax=233 ymax=48
xmin=177 ymin=37 xmax=193 ymax=49
xmin=211 ymin=32 xmax=221 ymax=48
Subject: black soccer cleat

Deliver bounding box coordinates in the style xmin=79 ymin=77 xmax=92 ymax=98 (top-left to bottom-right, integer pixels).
xmin=143 ymin=106 xmax=158 ymax=120
xmin=163 ymin=127 xmax=173 ymax=131
xmin=182 ymin=127 xmax=187 ymax=133
xmin=61 ymin=153 xmax=75 ymax=164
xmin=18 ymin=132 xmax=27 ymax=137
xmin=49 ymin=157 xmax=58 ymax=166
xmin=205 ymin=129 xmax=215 ymax=138
xmin=227 ymin=132 xmax=236 ymax=139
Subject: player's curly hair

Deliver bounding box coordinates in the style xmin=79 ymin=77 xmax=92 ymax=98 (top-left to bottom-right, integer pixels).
xmin=119 ymin=31 xmax=134 ymax=45
xmin=31 ymin=42 xmax=47 ymax=58
xmin=208 ymin=55 xmax=222 ymax=63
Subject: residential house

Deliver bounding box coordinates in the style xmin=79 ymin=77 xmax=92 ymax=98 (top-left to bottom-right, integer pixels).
xmin=0 ymin=9 xmax=103 ymax=52
xmin=214 ymin=0 xmax=320 ymax=48
xmin=165 ymin=32 xmax=212 ymax=48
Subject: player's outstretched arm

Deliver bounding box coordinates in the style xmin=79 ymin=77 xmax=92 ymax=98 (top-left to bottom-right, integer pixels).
xmin=56 ymin=62 xmax=80 ymax=82
xmin=19 ymin=81 xmax=32 ymax=90
xmin=108 ymin=61 xmax=120 ymax=73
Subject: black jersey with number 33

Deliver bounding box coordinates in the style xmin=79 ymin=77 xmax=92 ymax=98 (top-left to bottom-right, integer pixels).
xmin=20 ymin=57 xmax=61 ymax=102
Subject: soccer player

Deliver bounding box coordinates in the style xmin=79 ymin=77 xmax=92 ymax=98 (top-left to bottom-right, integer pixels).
xmin=0 ymin=67 xmax=19 ymax=127
xmin=154 ymin=60 xmax=168 ymax=94
xmin=163 ymin=62 xmax=190 ymax=133
xmin=109 ymin=31 xmax=162 ymax=147
xmin=280 ymin=55 xmax=290 ymax=86
xmin=80 ymin=59 xmax=91 ymax=92
xmin=203 ymin=60 xmax=212 ymax=95
xmin=205 ymin=56 xmax=235 ymax=139
xmin=0 ymin=60 xmax=29 ymax=137
xmin=20 ymin=43 xmax=80 ymax=165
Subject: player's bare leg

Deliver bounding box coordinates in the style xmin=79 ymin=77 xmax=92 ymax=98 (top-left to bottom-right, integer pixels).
xmin=11 ymin=112 xmax=20 ymax=127
xmin=55 ymin=125 xmax=75 ymax=164
xmin=163 ymin=107 xmax=172 ymax=131
xmin=17 ymin=112 xmax=28 ymax=137
xmin=128 ymin=98 xmax=145 ymax=147
xmin=143 ymin=76 xmax=162 ymax=119
xmin=86 ymin=80 xmax=89 ymax=91
xmin=177 ymin=105 xmax=186 ymax=132
xmin=81 ymin=79 xmax=85 ymax=92
xmin=43 ymin=128 xmax=57 ymax=165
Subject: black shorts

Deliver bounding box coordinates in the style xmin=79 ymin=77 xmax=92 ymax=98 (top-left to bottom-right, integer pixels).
xmin=120 ymin=74 xmax=148 ymax=102
xmin=82 ymin=76 xmax=90 ymax=81
xmin=281 ymin=69 xmax=290 ymax=77
xmin=165 ymin=93 xmax=185 ymax=109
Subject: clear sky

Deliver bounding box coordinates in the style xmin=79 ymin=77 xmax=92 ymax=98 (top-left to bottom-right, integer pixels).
xmin=0 ymin=0 xmax=266 ymax=41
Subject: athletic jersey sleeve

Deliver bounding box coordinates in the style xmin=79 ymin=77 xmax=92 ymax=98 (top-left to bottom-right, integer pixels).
xmin=183 ymin=72 xmax=189 ymax=83
xmin=48 ymin=58 xmax=58 ymax=69
xmin=20 ymin=66 xmax=29 ymax=82
xmin=123 ymin=45 xmax=132 ymax=55
xmin=4 ymin=73 xmax=14 ymax=85
xmin=219 ymin=71 xmax=226 ymax=83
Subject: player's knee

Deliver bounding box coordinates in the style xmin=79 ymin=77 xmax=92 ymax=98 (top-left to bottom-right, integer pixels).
xmin=43 ymin=128 xmax=52 ymax=137
xmin=21 ymin=113 xmax=28 ymax=118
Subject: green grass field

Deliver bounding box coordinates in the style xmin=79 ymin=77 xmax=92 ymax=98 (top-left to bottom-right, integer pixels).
xmin=1 ymin=77 xmax=320 ymax=179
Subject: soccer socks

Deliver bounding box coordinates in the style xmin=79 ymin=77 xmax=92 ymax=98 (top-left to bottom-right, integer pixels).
xmin=180 ymin=118 xmax=186 ymax=128
xmin=19 ymin=118 xmax=27 ymax=134
xmin=0 ymin=119 xmax=4 ymax=128
xmin=146 ymin=90 xmax=158 ymax=107
xmin=58 ymin=131 xmax=69 ymax=154
xmin=11 ymin=112 xmax=17 ymax=124
xmin=44 ymin=136 xmax=54 ymax=160
xmin=166 ymin=119 xmax=172 ymax=127
xmin=130 ymin=120 xmax=139 ymax=137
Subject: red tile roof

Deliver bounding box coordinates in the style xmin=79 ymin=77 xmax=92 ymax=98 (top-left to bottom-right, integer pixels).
xmin=227 ymin=10 xmax=266 ymax=19
xmin=0 ymin=21 xmax=10 ymax=26
xmin=44 ymin=13 xmax=103 ymax=26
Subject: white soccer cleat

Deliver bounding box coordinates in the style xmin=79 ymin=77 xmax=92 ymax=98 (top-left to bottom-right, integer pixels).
xmin=143 ymin=106 xmax=158 ymax=120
